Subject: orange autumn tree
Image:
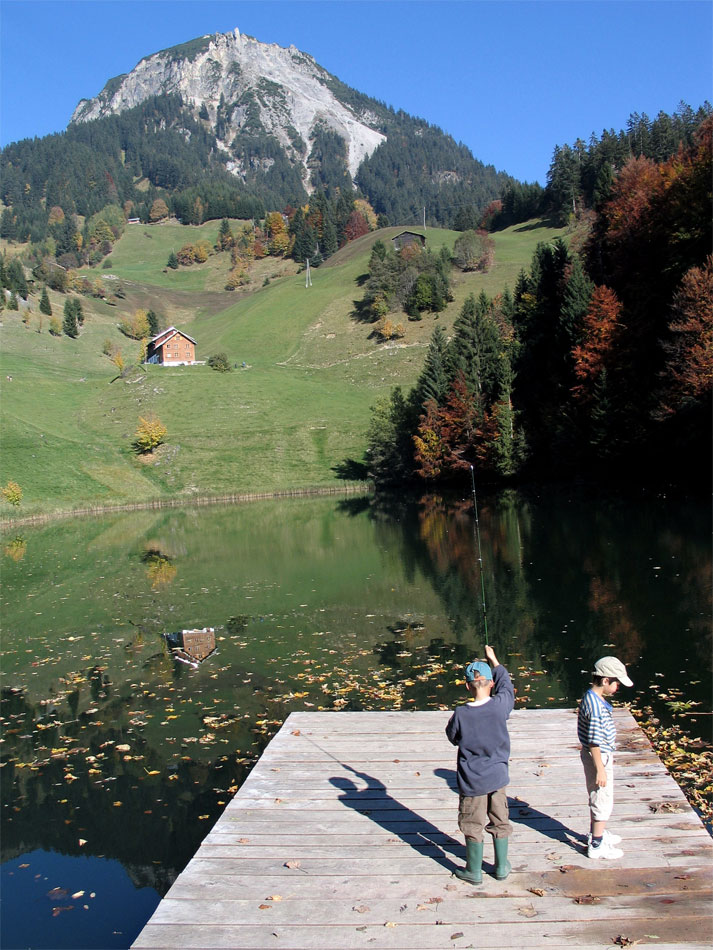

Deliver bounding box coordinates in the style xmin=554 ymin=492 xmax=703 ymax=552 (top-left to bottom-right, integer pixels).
xmin=656 ymin=255 xmax=713 ymax=418
xmin=572 ymin=285 xmax=623 ymax=403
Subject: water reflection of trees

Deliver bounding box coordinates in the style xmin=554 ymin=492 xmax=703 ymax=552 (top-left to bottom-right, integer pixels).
xmin=0 ymin=680 xmax=269 ymax=894
xmin=365 ymin=486 xmax=712 ymax=706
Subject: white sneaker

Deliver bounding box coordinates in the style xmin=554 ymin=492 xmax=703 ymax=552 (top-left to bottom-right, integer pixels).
xmin=587 ymin=829 xmax=622 ymax=846
xmin=587 ymin=838 xmax=624 ymax=860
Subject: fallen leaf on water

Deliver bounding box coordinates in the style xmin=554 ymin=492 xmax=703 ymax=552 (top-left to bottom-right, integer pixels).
xmin=115 ymin=744 xmax=130 ymax=752
xmin=78 ymin=839 xmax=87 ymax=847
xmin=52 ymin=906 xmax=74 ymax=917
xmin=47 ymin=888 xmax=69 ymax=900
xmin=18 ymin=864 xmax=29 ymax=869
xmin=72 ymin=891 xmax=85 ymax=899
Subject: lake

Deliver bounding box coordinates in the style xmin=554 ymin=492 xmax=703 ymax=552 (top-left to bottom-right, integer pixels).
xmin=1 ymin=485 xmax=710 ymax=948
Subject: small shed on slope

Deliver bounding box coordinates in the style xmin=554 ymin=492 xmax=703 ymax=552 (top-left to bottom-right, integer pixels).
xmin=391 ymin=230 xmax=426 ymax=252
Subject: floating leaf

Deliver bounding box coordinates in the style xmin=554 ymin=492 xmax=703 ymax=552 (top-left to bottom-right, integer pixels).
xmin=47 ymin=887 xmax=69 ymax=900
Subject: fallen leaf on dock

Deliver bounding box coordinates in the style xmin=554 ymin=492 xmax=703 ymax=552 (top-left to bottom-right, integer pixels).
xmin=573 ymin=894 xmax=600 ymax=904
xmin=528 ymin=888 xmax=546 ymax=897
xmin=518 ymin=905 xmax=537 ymax=917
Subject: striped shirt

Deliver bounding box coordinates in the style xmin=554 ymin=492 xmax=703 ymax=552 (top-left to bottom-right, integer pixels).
xmin=577 ymin=689 xmax=616 ymax=753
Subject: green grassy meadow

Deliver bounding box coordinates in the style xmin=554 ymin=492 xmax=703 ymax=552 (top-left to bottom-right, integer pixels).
xmin=0 ymin=219 xmax=566 ymax=517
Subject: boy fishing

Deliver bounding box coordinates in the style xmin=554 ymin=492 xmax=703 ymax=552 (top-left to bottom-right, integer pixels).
xmin=578 ymin=656 xmax=633 ymax=860
xmin=446 ymin=644 xmax=515 ymax=884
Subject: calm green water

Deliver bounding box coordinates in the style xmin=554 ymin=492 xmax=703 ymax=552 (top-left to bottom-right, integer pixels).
xmin=1 ymin=486 xmax=710 ymax=948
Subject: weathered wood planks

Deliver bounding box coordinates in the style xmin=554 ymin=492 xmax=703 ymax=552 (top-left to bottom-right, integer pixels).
xmin=132 ymin=709 xmax=712 ymax=949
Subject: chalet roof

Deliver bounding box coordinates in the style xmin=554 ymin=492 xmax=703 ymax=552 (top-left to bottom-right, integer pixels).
xmin=393 ymin=230 xmax=426 ymax=239
xmin=149 ymin=326 xmax=197 ymax=347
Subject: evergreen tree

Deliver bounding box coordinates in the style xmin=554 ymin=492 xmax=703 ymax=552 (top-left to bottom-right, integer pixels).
xmin=6 ymin=258 xmax=28 ymax=299
xmin=7 ymin=291 xmax=18 ymax=311
xmin=63 ymin=299 xmax=79 ymax=338
xmin=321 ymin=216 xmax=338 ymax=258
xmin=449 ymin=293 xmax=504 ymax=403
xmin=167 ymin=251 xmax=179 ymax=269
xmin=147 ymin=310 xmax=159 ymax=336
xmin=365 ymin=387 xmax=414 ymax=484
xmin=412 ymin=324 xmax=450 ymax=410
xmin=39 ymin=286 xmax=52 ymax=316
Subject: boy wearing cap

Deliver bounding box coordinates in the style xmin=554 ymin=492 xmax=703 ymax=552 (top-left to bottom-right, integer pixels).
xmin=578 ymin=656 xmax=633 ymax=860
xmin=446 ymin=644 xmax=515 ymax=884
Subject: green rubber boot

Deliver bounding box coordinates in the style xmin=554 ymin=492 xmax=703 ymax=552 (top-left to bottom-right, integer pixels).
xmin=493 ymin=836 xmax=511 ymax=880
xmin=454 ymin=838 xmax=483 ymax=884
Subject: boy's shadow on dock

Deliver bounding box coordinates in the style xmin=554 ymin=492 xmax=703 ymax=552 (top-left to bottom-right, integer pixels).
xmin=433 ymin=768 xmax=586 ymax=851
xmin=330 ymin=765 xmax=585 ymax=872
xmin=330 ymin=765 xmax=463 ymax=873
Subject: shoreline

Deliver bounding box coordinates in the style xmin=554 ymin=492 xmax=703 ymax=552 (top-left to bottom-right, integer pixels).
xmin=0 ymin=481 xmax=372 ymax=528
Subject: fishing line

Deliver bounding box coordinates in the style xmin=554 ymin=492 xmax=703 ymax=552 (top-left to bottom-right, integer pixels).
xmin=469 ymin=465 xmax=489 ymax=646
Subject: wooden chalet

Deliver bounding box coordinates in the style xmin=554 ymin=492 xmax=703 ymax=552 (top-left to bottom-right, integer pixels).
xmin=145 ymin=327 xmax=198 ymax=365
xmin=392 ymin=229 xmax=426 ymax=251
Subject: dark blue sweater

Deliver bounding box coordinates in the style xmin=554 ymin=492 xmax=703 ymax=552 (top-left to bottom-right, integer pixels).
xmin=445 ymin=665 xmax=515 ymax=797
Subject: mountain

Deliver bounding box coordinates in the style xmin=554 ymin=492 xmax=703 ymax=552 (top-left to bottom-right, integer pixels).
xmin=71 ymin=29 xmax=387 ymax=186
xmin=0 ymin=28 xmax=511 ymax=241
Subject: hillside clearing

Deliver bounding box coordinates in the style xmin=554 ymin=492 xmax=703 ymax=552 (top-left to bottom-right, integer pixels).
xmin=0 ymin=220 xmax=567 ymax=517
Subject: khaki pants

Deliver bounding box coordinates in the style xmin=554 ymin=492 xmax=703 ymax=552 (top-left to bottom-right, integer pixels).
xmin=458 ymin=787 xmax=511 ymax=841
xmin=580 ymin=747 xmax=614 ymax=821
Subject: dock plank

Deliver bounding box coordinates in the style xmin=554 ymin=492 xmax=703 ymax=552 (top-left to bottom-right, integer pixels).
xmin=133 ymin=710 xmax=712 ymax=949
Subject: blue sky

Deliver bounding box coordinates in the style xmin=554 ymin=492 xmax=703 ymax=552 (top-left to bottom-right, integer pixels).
xmin=1 ymin=0 xmax=710 ymax=184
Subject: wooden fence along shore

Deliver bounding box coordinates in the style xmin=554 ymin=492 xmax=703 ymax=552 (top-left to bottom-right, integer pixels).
xmin=133 ymin=709 xmax=712 ymax=950
xmin=0 ymin=483 xmax=371 ymax=528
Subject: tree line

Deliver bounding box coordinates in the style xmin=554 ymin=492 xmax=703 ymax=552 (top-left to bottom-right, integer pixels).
xmin=366 ymin=116 xmax=712 ymax=487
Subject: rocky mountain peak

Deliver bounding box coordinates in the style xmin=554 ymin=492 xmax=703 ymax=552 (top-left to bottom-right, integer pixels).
xmin=71 ymin=27 xmax=386 ymax=188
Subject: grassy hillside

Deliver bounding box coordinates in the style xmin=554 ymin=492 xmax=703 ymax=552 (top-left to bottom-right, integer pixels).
xmin=0 ymin=219 xmax=566 ymax=517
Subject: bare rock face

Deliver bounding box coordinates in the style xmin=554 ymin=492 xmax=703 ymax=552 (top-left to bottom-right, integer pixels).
xmin=71 ymin=28 xmax=385 ymax=187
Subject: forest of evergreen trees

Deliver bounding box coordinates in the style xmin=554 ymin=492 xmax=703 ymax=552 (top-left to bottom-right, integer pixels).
xmin=366 ymin=114 xmax=712 ymax=488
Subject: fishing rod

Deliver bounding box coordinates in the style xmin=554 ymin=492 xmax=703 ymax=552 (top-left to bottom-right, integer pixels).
xmin=469 ymin=465 xmax=489 ymax=646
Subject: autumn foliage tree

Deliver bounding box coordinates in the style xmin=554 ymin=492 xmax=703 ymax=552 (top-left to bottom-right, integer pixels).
xmin=133 ymin=416 xmax=167 ymax=454
xmin=572 ymin=285 xmax=623 ymax=404
xmin=655 ymin=256 xmax=713 ymax=418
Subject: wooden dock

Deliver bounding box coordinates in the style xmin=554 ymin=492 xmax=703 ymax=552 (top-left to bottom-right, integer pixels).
xmin=133 ymin=709 xmax=712 ymax=949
